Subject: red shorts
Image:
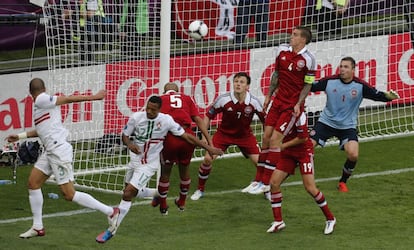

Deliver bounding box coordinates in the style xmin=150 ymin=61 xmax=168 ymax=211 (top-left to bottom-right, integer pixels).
xmin=277 ymin=148 xmax=314 ymax=175
xmin=265 ymin=103 xmax=301 ymax=136
xmin=162 ymin=128 xmax=196 ymax=166
xmin=212 ymin=130 xmax=260 ymax=156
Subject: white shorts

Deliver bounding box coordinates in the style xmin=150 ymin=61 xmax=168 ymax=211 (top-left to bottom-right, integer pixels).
xmin=34 ymin=143 xmax=74 ymax=185
xmin=125 ymin=152 xmax=160 ymax=190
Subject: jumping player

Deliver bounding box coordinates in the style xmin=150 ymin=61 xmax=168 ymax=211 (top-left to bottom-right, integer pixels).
xmin=246 ymin=26 xmax=317 ymax=195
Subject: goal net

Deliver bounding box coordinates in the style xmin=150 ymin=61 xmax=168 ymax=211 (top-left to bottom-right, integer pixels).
xmin=41 ymin=0 xmax=414 ymax=194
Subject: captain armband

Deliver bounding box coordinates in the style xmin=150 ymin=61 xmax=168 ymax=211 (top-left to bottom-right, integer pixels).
xmin=304 ymin=75 xmax=315 ymax=85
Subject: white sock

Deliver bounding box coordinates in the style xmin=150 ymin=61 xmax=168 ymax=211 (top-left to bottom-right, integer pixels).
xmin=72 ymin=191 xmax=113 ymax=216
xmin=136 ymin=187 xmax=157 ymax=198
xmin=117 ymin=199 xmax=132 ymax=226
xmin=29 ymin=189 xmax=43 ymax=230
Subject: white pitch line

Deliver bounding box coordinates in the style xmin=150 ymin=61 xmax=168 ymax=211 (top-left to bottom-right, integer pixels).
xmin=1 ymin=167 xmax=413 ymax=225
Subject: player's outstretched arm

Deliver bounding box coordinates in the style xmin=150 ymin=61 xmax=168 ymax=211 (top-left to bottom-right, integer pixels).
xmin=6 ymin=130 xmax=38 ymax=143
xmin=180 ymin=133 xmax=223 ymax=156
xmin=384 ymin=90 xmax=400 ymax=100
xmin=56 ymin=89 xmax=107 ymax=105
xmin=194 ymin=116 xmax=212 ymax=145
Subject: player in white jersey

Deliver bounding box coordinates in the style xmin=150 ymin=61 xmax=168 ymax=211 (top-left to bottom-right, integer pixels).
xmin=95 ymin=95 xmax=223 ymax=243
xmin=6 ymin=78 xmax=120 ymax=239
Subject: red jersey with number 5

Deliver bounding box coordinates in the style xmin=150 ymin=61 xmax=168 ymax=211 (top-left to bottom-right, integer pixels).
xmin=160 ymin=91 xmax=200 ymax=127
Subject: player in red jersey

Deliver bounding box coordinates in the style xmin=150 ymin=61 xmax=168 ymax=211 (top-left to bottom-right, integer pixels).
xmin=190 ymin=72 xmax=266 ymax=201
xmin=266 ymin=112 xmax=336 ymax=235
xmin=152 ymin=82 xmax=212 ymax=214
xmin=246 ymin=26 xmax=317 ymax=195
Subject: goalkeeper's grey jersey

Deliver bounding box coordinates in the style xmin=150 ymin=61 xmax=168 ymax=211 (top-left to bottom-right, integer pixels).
xmin=311 ymin=75 xmax=389 ymax=129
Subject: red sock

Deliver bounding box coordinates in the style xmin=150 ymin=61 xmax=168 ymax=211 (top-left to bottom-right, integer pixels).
xmin=256 ymin=150 xmax=268 ymax=181
xmin=197 ymin=163 xmax=211 ymax=191
xmin=314 ymin=191 xmax=334 ymax=220
xmin=270 ymin=191 xmax=283 ymax=221
xmin=157 ymin=180 xmax=169 ymax=209
xmin=179 ymin=178 xmax=191 ymax=206
xmin=263 ymin=148 xmax=280 ymax=185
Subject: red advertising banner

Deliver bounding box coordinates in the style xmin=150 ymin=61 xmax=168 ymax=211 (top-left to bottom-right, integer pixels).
xmin=388 ymin=33 xmax=414 ymax=104
xmin=104 ymin=50 xmax=250 ymax=134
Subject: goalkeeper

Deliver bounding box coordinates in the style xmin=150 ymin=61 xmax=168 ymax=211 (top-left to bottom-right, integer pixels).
xmin=310 ymin=56 xmax=400 ymax=192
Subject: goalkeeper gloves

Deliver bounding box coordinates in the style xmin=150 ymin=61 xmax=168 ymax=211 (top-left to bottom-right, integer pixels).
xmin=385 ymin=90 xmax=400 ymax=100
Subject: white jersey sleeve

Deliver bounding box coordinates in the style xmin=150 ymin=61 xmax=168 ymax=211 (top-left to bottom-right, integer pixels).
xmin=123 ymin=114 xmax=139 ymax=137
xmin=36 ymin=93 xmax=58 ymax=109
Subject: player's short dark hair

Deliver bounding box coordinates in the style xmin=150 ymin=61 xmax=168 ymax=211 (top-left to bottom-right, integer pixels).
xmin=295 ymin=26 xmax=312 ymax=44
xmin=148 ymin=95 xmax=162 ymax=108
xmin=341 ymin=56 xmax=356 ymax=69
xmin=234 ymin=72 xmax=251 ymax=85
xmin=29 ymin=78 xmax=46 ymax=95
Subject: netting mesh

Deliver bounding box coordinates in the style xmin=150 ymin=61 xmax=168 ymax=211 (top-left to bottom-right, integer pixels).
xmin=42 ymin=0 xmax=414 ymax=193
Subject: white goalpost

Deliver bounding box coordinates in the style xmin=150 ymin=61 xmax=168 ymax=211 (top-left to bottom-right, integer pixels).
xmin=40 ymin=0 xmax=414 ymax=194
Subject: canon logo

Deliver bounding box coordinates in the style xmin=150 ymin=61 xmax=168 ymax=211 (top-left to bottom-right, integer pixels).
xmin=115 ymin=74 xmax=234 ymax=116
xmin=398 ymin=48 xmax=414 ymax=86
xmin=0 ymin=91 xmax=94 ymax=132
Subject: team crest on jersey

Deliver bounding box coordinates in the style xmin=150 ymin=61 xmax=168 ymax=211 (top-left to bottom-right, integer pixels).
xmin=351 ymin=89 xmax=358 ymax=98
xmin=155 ymin=122 xmax=162 ymax=131
xmin=244 ymin=106 xmax=253 ymax=115
xmin=296 ymin=60 xmax=305 ymax=71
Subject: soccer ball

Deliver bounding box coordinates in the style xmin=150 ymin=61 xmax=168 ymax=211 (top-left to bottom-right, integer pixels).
xmin=188 ymin=20 xmax=208 ymax=40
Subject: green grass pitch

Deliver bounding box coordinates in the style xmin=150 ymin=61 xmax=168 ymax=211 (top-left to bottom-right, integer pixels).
xmin=0 ymin=135 xmax=413 ymax=249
